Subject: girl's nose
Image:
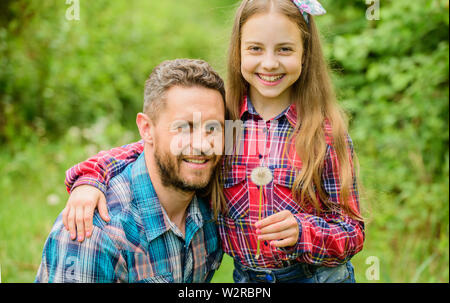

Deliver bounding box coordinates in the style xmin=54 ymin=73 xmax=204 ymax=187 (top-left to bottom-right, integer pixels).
xmin=261 ymin=52 xmax=279 ymax=70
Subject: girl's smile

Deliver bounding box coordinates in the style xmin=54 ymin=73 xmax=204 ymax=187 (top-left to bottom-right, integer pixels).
xmin=256 ymin=73 xmax=286 ymax=86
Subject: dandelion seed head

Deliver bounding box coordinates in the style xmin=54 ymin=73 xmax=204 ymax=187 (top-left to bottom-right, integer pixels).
xmin=251 ymin=166 xmax=273 ymax=186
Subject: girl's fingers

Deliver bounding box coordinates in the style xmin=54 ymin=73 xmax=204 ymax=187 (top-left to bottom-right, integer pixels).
xmin=258 ymin=219 xmax=292 ymax=235
xmin=257 ymin=229 xmax=292 ymax=242
xmin=255 ymin=210 xmax=288 ymax=229
xmin=255 ymin=210 xmax=299 ymax=247
xmin=83 ymin=205 xmax=94 ymax=238
xmin=67 ymin=207 xmax=77 ymax=240
xmin=62 ymin=207 xmax=69 ymax=231
xmin=270 ymin=238 xmax=296 ymax=248
xmin=75 ymin=207 xmax=85 ymax=242
xmin=98 ymin=195 xmax=110 ymax=222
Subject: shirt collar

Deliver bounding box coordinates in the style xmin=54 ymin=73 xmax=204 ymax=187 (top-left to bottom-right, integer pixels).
xmin=130 ymin=153 xmax=206 ymax=243
xmin=239 ymin=95 xmax=298 ymax=127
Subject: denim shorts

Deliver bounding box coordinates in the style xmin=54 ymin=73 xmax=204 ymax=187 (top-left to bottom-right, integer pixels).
xmin=233 ymin=260 xmax=356 ymax=283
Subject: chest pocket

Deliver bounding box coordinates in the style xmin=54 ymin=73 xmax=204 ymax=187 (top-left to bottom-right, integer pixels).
xmin=222 ymin=165 xmax=249 ymax=221
xmin=273 ymin=167 xmax=297 ymax=187
xmin=272 ymin=167 xmax=305 ymax=215
xmin=123 ymin=250 xmax=175 ymax=283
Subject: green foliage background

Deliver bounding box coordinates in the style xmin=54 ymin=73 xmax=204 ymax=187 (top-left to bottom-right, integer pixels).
xmin=0 ymin=0 xmax=448 ymax=282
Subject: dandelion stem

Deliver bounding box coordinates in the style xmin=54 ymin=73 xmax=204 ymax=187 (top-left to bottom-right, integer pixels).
xmin=256 ymin=185 xmax=263 ymax=259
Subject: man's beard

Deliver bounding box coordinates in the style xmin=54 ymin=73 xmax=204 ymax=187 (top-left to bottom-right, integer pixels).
xmin=154 ymin=148 xmax=215 ymax=192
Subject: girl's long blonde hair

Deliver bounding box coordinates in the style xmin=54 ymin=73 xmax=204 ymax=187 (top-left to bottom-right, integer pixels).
xmin=226 ymin=0 xmax=363 ymax=221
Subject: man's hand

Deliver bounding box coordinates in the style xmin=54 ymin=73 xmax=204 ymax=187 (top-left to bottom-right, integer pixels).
xmin=62 ymin=185 xmax=109 ymax=242
xmin=255 ymin=210 xmax=299 ymax=248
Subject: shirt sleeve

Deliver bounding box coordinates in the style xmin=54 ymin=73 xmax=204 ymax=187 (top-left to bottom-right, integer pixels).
xmin=35 ymin=215 xmax=126 ymax=283
xmin=65 ymin=140 xmax=144 ymax=194
xmin=287 ymin=134 xmax=365 ymax=267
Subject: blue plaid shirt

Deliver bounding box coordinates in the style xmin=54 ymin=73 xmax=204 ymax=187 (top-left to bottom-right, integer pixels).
xmin=36 ymin=153 xmax=223 ymax=283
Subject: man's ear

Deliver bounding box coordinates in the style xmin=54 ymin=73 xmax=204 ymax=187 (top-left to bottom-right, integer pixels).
xmin=136 ymin=113 xmax=154 ymax=144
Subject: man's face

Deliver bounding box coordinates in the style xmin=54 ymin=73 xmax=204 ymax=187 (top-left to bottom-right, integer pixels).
xmin=151 ymin=85 xmax=225 ymax=192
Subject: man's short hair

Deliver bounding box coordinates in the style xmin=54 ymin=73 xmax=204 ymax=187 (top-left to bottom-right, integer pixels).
xmin=143 ymin=59 xmax=226 ymax=120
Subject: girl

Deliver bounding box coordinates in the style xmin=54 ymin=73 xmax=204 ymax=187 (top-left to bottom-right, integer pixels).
xmin=62 ymin=0 xmax=365 ymax=283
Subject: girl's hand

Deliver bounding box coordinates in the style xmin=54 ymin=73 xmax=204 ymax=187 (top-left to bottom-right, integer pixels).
xmin=255 ymin=210 xmax=299 ymax=248
xmin=62 ymin=185 xmax=109 ymax=242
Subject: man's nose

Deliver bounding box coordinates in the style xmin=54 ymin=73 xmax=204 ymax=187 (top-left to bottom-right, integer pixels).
xmin=191 ymin=127 xmax=213 ymax=155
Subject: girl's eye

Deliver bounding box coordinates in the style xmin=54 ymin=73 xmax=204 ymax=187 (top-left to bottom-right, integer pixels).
xmin=279 ymin=47 xmax=293 ymax=53
xmin=249 ymin=46 xmax=262 ymax=52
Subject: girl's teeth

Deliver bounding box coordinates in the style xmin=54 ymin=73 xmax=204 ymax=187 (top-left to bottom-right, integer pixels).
xmin=258 ymin=74 xmax=283 ymax=82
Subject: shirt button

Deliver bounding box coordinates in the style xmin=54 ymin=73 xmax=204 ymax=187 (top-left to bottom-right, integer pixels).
xmin=258 ymin=154 xmax=263 ymax=159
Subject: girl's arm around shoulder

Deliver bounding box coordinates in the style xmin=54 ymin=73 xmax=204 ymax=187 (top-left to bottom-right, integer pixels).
xmin=65 ymin=140 xmax=144 ymax=194
xmin=62 ymin=140 xmax=144 ymax=242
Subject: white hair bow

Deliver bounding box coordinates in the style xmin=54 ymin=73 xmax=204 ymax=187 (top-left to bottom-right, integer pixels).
xmin=291 ymin=0 xmax=327 ymax=23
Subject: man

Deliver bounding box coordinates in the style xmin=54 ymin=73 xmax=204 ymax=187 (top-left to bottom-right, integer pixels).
xmin=35 ymin=59 xmax=225 ymax=282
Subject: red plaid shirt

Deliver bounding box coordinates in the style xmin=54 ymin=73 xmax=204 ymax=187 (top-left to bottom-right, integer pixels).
xmin=66 ymin=97 xmax=365 ymax=269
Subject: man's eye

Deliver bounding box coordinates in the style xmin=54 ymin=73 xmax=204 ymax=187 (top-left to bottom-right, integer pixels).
xmin=173 ymin=123 xmax=189 ymax=132
xmin=207 ymin=126 xmax=216 ymax=133
xmin=205 ymin=123 xmax=220 ymax=134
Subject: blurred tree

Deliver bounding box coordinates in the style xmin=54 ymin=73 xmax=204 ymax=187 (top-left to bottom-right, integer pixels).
xmin=318 ymin=0 xmax=449 ymax=281
xmin=0 ymin=0 xmax=233 ymax=148
xmin=0 ymin=0 xmax=448 ymax=282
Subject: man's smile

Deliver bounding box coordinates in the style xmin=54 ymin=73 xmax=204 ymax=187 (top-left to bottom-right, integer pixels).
xmin=181 ymin=156 xmax=215 ymax=169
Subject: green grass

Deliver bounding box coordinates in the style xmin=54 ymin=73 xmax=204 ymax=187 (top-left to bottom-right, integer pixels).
xmin=0 ymin=134 xmax=448 ymax=283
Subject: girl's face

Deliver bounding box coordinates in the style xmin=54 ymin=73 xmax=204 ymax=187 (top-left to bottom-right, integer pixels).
xmin=240 ymin=11 xmax=303 ymax=105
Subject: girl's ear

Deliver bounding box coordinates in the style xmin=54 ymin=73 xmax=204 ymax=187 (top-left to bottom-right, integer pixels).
xmin=136 ymin=113 xmax=154 ymax=145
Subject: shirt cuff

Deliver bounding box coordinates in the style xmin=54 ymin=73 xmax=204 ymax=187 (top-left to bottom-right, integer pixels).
xmin=71 ymin=177 xmax=108 ymax=196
